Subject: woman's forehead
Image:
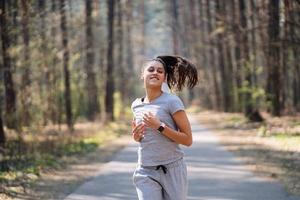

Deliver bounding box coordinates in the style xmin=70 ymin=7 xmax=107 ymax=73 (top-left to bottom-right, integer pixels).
xmin=145 ymin=60 xmax=164 ymax=69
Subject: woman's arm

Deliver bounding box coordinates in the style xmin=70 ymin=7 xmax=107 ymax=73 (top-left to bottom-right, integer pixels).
xmin=143 ymin=111 xmax=193 ymax=146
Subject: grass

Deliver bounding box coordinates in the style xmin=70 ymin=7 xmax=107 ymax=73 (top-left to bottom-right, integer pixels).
xmin=0 ymin=118 xmax=131 ymax=198
xmin=269 ymin=134 xmax=300 ymax=150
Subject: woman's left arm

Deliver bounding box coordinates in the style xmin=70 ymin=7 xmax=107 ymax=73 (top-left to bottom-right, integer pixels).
xmin=143 ymin=111 xmax=193 ymax=146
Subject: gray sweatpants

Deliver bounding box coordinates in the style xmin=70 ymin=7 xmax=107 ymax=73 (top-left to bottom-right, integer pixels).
xmin=133 ymin=158 xmax=188 ymax=200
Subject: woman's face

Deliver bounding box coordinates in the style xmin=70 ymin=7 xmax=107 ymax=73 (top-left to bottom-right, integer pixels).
xmin=142 ymin=61 xmax=166 ymax=89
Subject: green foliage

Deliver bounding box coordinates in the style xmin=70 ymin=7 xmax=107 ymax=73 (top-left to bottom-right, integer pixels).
xmin=227 ymin=116 xmax=245 ymax=124
xmin=63 ymin=140 xmax=98 ymax=155
xmin=238 ymin=62 xmax=271 ymax=110
xmin=239 ymin=80 xmax=268 ymax=107
xmin=257 ymin=125 xmax=269 ymax=137
xmin=270 ymin=134 xmax=300 ymax=149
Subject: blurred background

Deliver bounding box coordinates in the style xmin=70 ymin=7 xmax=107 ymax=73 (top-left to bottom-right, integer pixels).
xmin=0 ymin=0 xmax=300 ymax=198
xmin=1 ymin=0 xmax=300 ymax=131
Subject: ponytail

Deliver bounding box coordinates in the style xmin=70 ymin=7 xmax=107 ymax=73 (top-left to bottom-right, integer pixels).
xmin=153 ymin=55 xmax=198 ymax=91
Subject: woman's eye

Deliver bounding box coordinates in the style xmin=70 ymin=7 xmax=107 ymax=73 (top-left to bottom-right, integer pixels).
xmin=158 ymin=70 xmax=164 ymax=74
xmin=148 ymin=67 xmax=154 ymax=72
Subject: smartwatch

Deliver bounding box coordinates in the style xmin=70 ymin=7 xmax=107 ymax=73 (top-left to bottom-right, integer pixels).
xmin=157 ymin=122 xmax=166 ymax=133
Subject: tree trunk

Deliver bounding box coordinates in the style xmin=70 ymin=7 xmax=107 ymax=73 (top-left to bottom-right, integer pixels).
xmin=197 ymin=0 xmax=213 ymax=109
xmin=124 ymin=0 xmax=134 ymax=99
xmin=116 ymin=0 xmax=127 ymax=112
xmin=224 ymin=0 xmax=235 ymax=112
xmin=59 ymin=0 xmax=73 ymax=130
xmin=239 ymin=0 xmax=263 ymax=121
xmin=281 ymin=0 xmax=291 ymax=112
xmin=105 ymin=0 xmax=115 ymax=121
xmin=0 ymin=101 xmax=5 ymax=146
xmin=38 ymin=0 xmax=50 ymax=125
xmin=171 ymin=0 xmax=179 ymax=54
xmin=231 ymin=0 xmax=243 ymax=112
xmin=290 ymin=1 xmax=300 ymax=111
xmin=178 ymin=0 xmax=190 ymax=58
xmin=215 ymin=0 xmax=230 ymax=112
xmin=0 ymin=6 xmax=8 ymax=141
xmin=206 ymin=0 xmax=221 ymax=110
xmin=0 ymin=0 xmax=17 ymax=129
xmin=21 ymin=0 xmax=31 ymax=126
xmin=85 ymin=0 xmax=99 ymax=120
xmin=249 ymin=0 xmax=260 ymax=111
xmin=267 ymin=0 xmax=281 ymax=116
xmin=239 ymin=0 xmax=252 ymax=117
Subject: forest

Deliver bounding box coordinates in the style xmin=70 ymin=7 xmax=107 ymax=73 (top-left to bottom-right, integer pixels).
xmin=0 ymin=0 xmax=300 ymax=198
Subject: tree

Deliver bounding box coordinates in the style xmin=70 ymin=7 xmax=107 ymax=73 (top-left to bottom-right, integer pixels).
xmin=59 ymin=0 xmax=73 ymax=129
xmin=124 ymin=0 xmax=134 ymax=102
xmin=266 ymin=0 xmax=281 ymax=116
xmin=239 ymin=0 xmax=262 ymax=121
xmin=50 ymin=0 xmax=61 ymax=125
xmin=223 ymin=0 xmax=236 ymax=112
xmin=85 ymin=0 xmax=99 ymax=120
xmin=115 ymin=0 xmax=127 ymax=111
xmin=20 ymin=0 xmax=31 ymax=126
xmin=289 ymin=1 xmax=300 ymax=111
xmin=170 ymin=0 xmax=180 ymax=54
xmin=0 ymin=104 xmax=5 ymax=145
xmin=38 ymin=0 xmax=51 ymax=125
xmin=215 ymin=0 xmax=230 ymax=111
xmin=206 ymin=0 xmax=221 ymax=110
xmin=105 ymin=0 xmax=115 ymax=121
xmin=0 ymin=0 xmax=17 ymax=129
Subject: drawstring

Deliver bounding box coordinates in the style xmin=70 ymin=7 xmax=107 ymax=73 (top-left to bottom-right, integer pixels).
xmin=156 ymin=165 xmax=167 ymax=174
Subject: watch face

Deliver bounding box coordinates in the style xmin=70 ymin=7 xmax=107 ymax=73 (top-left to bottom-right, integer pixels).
xmin=158 ymin=126 xmax=164 ymax=132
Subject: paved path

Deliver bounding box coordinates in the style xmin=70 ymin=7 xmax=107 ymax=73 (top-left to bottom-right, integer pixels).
xmin=64 ymin=116 xmax=300 ymax=200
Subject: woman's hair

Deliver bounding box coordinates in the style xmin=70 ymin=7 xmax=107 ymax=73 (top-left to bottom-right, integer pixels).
xmin=152 ymin=55 xmax=198 ymax=91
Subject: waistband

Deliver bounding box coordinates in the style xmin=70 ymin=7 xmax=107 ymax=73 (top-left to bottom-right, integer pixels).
xmin=139 ymin=157 xmax=184 ymax=170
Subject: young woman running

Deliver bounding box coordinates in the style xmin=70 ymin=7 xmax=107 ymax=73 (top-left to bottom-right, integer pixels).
xmin=131 ymin=55 xmax=198 ymax=200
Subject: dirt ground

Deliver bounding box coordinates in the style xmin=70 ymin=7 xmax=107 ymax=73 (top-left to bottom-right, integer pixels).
xmin=0 ymin=135 xmax=132 ymax=200
xmin=194 ymin=110 xmax=300 ymax=196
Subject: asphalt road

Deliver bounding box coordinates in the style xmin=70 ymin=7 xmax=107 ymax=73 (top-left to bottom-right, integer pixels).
xmin=64 ymin=116 xmax=300 ymax=200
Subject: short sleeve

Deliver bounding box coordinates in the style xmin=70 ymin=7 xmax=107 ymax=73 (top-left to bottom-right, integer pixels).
xmin=169 ymin=95 xmax=185 ymax=115
xmin=131 ymin=98 xmax=139 ymax=115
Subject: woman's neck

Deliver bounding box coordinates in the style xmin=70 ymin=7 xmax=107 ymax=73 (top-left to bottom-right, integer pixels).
xmin=144 ymin=88 xmax=163 ymax=103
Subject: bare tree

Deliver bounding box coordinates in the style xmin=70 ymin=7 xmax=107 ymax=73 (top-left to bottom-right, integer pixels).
xmin=59 ymin=0 xmax=73 ymax=129
xmin=206 ymin=0 xmax=221 ymax=110
xmin=1 ymin=0 xmax=17 ymax=129
xmin=115 ymin=0 xmax=126 ymax=110
xmin=290 ymin=1 xmax=300 ymax=111
xmin=266 ymin=0 xmax=281 ymax=116
xmin=105 ymin=0 xmax=115 ymax=121
xmin=85 ymin=0 xmax=99 ymax=120
xmin=215 ymin=0 xmax=230 ymax=111
xmin=170 ymin=0 xmax=180 ymax=54
xmin=0 ymin=104 xmax=5 ymax=145
xmin=20 ymin=0 xmax=31 ymax=126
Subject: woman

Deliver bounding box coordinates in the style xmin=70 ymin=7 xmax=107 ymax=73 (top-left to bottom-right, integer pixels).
xmin=131 ymin=55 xmax=198 ymax=200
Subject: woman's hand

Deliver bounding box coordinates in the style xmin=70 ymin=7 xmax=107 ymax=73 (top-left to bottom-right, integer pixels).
xmin=132 ymin=121 xmax=145 ymax=142
xmin=142 ymin=112 xmax=160 ymax=130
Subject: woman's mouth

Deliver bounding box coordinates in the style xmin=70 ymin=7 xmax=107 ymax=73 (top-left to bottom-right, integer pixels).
xmin=150 ymin=76 xmax=159 ymax=80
